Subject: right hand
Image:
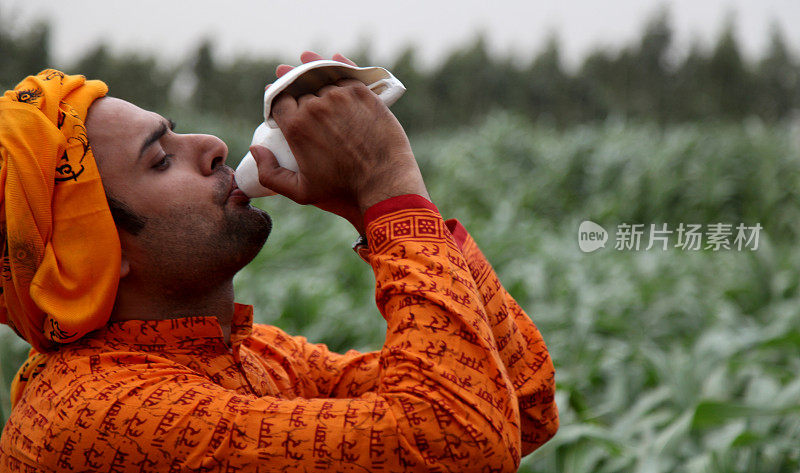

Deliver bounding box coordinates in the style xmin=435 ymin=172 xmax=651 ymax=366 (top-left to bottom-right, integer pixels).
xmin=250 ymin=52 xmax=430 ymax=234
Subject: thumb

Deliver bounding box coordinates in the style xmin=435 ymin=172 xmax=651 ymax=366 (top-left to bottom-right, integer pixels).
xmin=250 ymin=145 xmax=306 ymax=203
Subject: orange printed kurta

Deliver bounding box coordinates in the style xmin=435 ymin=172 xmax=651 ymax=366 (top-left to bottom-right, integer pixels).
xmin=0 ymin=195 xmax=558 ymax=472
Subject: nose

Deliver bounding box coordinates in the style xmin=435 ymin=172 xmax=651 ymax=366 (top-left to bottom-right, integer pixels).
xmin=192 ymin=134 xmax=229 ymax=175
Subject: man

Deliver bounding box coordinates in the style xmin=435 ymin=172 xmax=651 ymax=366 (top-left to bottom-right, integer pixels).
xmin=0 ymin=51 xmax=558 ymax=472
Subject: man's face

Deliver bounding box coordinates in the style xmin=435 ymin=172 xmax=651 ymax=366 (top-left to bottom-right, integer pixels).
xmin=85 ymin=97 xmax=272 ymax=293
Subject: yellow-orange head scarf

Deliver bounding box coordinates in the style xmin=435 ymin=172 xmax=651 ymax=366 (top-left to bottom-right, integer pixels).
xmin=0 ymin=69 xmax=121 ymax=357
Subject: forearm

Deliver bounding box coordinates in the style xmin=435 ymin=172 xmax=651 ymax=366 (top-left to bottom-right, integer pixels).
xmin=446 ymin=218 xmax=559 ymax=454
xmin=363 ymin=194 xmax=522 ymax=468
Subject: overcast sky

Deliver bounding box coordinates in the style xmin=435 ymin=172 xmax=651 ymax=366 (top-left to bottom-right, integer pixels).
xmin=3 ymin=0 xmax=799 ymax=69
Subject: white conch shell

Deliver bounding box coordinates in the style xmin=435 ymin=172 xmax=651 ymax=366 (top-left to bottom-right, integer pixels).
xmin=235 ymin=60 xmax=406 ymax=197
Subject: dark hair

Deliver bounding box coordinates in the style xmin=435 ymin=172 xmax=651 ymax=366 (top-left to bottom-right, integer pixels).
xmin=106 ymin=197 xmax=147 ymax=235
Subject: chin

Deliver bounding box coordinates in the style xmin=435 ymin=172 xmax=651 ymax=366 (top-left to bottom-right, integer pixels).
xmin=225 ymin=206 xmax=272 ymax=269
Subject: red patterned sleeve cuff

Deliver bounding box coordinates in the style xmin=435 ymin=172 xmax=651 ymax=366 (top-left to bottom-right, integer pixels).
xmin=362 ymin=194 xmax=440 ymax=228
xmin=360 ymin=194 xmax=455 ymax=256
xmin=444 ymin=218 xmax=469 ymax=249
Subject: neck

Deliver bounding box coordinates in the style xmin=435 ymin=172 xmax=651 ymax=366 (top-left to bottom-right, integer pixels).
xmin=110 ymin=279 xmax=236 ymax=344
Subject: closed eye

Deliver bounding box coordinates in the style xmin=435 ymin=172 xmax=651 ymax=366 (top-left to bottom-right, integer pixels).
xmin=152 ymin=154 xmax=173 ymax=171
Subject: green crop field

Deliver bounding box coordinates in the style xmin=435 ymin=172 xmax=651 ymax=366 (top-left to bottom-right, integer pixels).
xmin=2 ymin=111 xmax=799 ymax=472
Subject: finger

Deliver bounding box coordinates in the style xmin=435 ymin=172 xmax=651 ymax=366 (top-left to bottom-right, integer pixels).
xmin=316 ymin=84 xmax=339 ymax=97
xmin=250 ymin=145 xmax=306 ymax=202
xmin=335 ymin=79 xmax=377 ymax=101
xmin=300 ymin=51 xmax=324 ymax=63
xmin=332 ymin=53 xmax=357 ymax=67
xmin=271 ymin=92 xmax=299 ymax=123
xmin=278 ymin=54 xmax=354 ymax=80
xmin=297 ymin=92 xmax=317 ymax=107
xmin=276 ymin=64 xmax=293 ymax=78
xmin=335 ymin=78 xmax=364 ymax=89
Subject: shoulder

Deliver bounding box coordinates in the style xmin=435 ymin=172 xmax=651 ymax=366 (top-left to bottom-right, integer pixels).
xmin=16 ymin=345 xmax=192 ymax=419
xmin=246 ymin=323 xmax=310 ymax=354
xmin=1 ymin=346 xmax=182 ymax=468
xmin=2 ymin=344 xmax=234 ymax=469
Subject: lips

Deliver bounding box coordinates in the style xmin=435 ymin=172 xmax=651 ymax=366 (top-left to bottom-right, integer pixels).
xmin=227 ymin=177 xmax=250 ymax=203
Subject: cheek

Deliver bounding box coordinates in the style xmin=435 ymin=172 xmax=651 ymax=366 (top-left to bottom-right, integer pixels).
xmin=129 ymin=173 xmax=216 ymax=217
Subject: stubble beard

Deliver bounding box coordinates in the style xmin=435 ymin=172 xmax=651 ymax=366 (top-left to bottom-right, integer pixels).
xmin=221 ymin=203 xmax=273 ymax=271
xmin=141 ymin=202 xmax=272 ymax=299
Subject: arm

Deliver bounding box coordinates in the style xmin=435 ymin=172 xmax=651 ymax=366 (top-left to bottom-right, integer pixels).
xmin=254 ymin=58 xmax=555 ymax=436
xmin=447 ymin=219 xmax=559 ymax=454
xmin=243 ymin=51 xmax=536 ymax=468
xmin=258 ymin=219 xmax=558 ymax=456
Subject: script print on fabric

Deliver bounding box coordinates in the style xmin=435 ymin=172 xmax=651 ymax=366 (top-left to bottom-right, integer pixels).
xmin=0 ymin=195 xmax=557 ymax=472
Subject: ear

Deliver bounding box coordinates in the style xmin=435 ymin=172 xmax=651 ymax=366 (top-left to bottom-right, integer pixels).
xmin=119 ymin=252 xmax=131 ymax=279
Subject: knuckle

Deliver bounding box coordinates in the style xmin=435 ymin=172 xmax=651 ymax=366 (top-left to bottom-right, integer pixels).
xmin=257 ymin=161 xmax=278 ymax=181
xmin=305 ymin=98 xmax=327 ymax=116
xmin=337 ymin=78 xmax=360 ymax=88
xmin=318 ymin=85 xmax=337 ymax=96
xmin=349 ymin=82 xmax=370 ymax=98
xmin=257 ymin=170 xmax=275 ymax=189
xmin=325 ymin=86 xmax=348 ymax=104
xmin=272 ymin=95 xmax=290 ymax=114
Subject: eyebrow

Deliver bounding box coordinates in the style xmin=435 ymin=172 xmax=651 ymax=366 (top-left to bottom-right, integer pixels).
xmin=138 ymin=118 xmax=176 ymax=160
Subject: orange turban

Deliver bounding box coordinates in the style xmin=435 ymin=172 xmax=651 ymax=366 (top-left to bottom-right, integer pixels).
xmin=0 ymin=70 xmax=121 ymax=354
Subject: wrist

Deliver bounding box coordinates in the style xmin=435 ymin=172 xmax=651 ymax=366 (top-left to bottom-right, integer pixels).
xmin=356 ymin=170 xmax=429 ymax=214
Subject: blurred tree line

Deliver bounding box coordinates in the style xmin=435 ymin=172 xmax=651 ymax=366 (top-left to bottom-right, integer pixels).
xmin=1 ymin=10 xmax=798 ymax=132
